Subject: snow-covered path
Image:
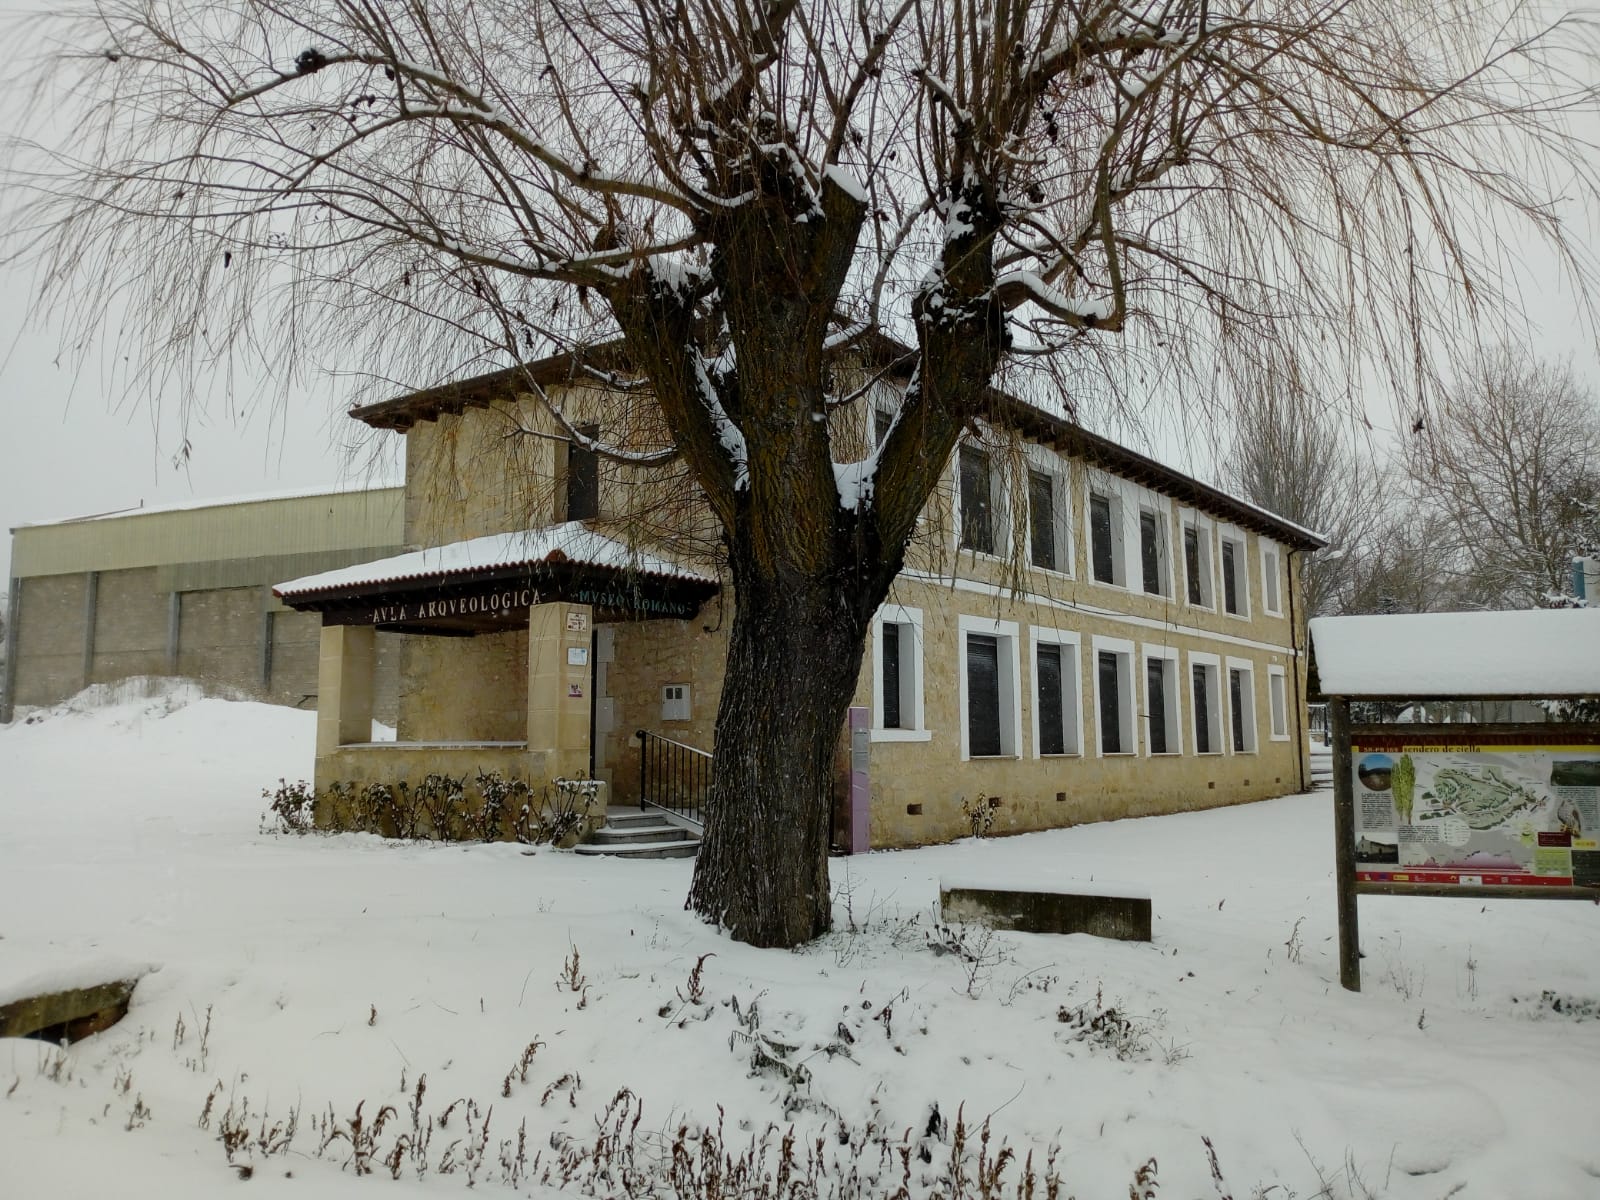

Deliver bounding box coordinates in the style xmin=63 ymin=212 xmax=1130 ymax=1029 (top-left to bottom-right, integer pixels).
xmin=2 ymin=685 xmax=1597 ymax=1198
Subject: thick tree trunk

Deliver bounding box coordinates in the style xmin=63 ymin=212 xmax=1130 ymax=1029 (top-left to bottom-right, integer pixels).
xmin=686 ymin=538 xmax=878 ymax=947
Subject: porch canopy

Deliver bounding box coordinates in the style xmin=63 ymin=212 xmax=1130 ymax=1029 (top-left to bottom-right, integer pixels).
xmin=273 ymin=521 xmax=718 ymax=632
xmin=1310 ymin=608 xmax=1600 ymax=700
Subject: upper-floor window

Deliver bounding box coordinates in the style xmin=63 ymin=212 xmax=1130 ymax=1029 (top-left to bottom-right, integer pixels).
xmin=1139 ymin=507 xmax=1170 ymax=596
xmin=1028 ymin=466 xmax=1076 ymax=573
xmin=959 ymin=445 xmax=998 ymax=555
xmin=1182 ymin=514 xmax=1215 ymax=608
xmin=874 ymin=406 xmax=895 ymax=448
xmin=566 ymin=424 xmax=600 ymax=521
xmin=1219 ymin=529 xmax=1249 ymax=617
xmin=1089 ymin=491 xmax=1123 ymax=585
xmin=1268 ymin=664 xmax=1289 ymax=740
xmin=1260 ymin=542 xmax=1283 ymax=615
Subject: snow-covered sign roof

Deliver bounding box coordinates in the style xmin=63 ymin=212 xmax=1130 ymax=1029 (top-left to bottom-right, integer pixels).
xmin=274 ymin=521 xmax=715 ymax=600
xmin=1310 ymin=609 xmax=1600 ymax=698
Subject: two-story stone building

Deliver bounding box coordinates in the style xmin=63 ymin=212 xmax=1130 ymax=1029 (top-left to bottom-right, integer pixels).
xmin=274 ymin=347 xmax=1323 ymax=848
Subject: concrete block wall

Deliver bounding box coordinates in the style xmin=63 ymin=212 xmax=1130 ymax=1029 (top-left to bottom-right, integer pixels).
xmin=6 ymin=568 xmax=399 ymax=721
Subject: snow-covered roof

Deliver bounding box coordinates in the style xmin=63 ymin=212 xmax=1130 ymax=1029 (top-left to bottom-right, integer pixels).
xmin=1311 ymin=609 xmax=1600 ymax=698
xmin=274 ymin=521 xmax=715 ymax=599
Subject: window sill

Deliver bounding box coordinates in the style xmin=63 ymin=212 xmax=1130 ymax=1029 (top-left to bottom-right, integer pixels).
xmin=1037 ymin=751 xmax=1083 ymax=759
xmin=1269 ymin=733 xmax=1291 ymax=742
xmin=1262 ymin=607 xmax=1284 ymax=619
xmin=1086 ymin=575 xmax=1128 ymax=593
xmin=1221 ymin=610 xmax=1252 ymax=622
xmin=1146 ymin=751 xmax=1183 ymax=758
xmin=1194 ymin=749 xmax=1226 ymax=757
xmin=871 ymin=728 xmax=934 ymax=743
xmin=1029 ymin=562 xmax=1076 ymax=581
xmin=1097 ymin=750 xmax=1138 ymax=758
xmin=1185 ymin=600 xmax=1215 ymax=613
xmin=966 ymin=753 xmax=1021 ymax=762
xmin=1232 ymin=747 xmax=1260 ymax=756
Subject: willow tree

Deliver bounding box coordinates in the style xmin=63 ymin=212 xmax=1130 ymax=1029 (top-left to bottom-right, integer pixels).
xmin=10 ymin=0 xmax=1597 ymax=945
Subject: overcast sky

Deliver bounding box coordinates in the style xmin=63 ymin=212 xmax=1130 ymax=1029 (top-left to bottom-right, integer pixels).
xmin=2 ymin=6 xmax=1597 ymax=587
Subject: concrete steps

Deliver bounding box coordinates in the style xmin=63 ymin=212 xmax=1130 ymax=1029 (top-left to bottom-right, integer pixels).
xmin=575 ymin=807 xmax=700 ymax=860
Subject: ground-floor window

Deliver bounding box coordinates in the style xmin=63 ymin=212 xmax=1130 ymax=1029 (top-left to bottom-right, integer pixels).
xmin=1092 ymin=636 xmax=1136 ymax=755
xmin=1031 ymin=627 xmax=1082 ymax=756
xmin=1190 ymin=651 xmax=1223 ymax=754
xmin=872 ymin=605 xmax=929 ymax=741
xmin=1228 ymin=658 xmax=1258 ymax=753
xmin=1142 ymin=645 xmax=1182 ymax=755
xmin=1268 ymin=664 xmax=1289 ymax=740
xmin=959 ymin=615 xmax=1020 ymax=759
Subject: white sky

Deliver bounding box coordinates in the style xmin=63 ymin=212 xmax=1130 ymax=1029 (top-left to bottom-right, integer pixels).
xmin=1 ymin=7 xmax=1596 ymax=586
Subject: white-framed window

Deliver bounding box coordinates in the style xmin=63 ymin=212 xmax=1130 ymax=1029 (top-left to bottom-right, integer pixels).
xmin=1141 ymin=644 xmax=1182 ymax=755
xmin=1227 ymin=656 xmax=1258 ymax=753
xmin=1024 ymin=448 xmax=1072 ymax=575
xmin=872 ymin=403 xmax=896 ymax=449
xmin=1219 ymin=526 xmax=1250 ymax=618
xmin=872 ymin=605 xmax=930 ymax=742
xmin=1087 ymin=487 xmax=1125 ymax=586
xmin=959 ymin=615 xmax=1022 ymax=760
xmin=956 ymin=441 xmax=1007 ymax=557
xmin=1189 ymin=651 xmax=1224 ymax=755
xmin=1259 ymin=541 xmax=1284 ymax=616
xmin=1267 ymin=664 xmax=1290 ymax=741
xmin=1180 ymin=510 xmax=1216 ymax=609
xmin=1030 ymin=626 xmax=1082 ymax=757
xmin=1137 ymin=503 xmax=1173 ymax=597
xmin=1091 ymin=635 xmax=1137 ymax=756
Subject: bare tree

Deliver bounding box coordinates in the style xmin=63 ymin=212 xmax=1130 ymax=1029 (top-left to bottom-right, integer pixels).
xmin=1410 ymin=346 xmax=1600 ymax=608
xmin=1221 ymin=368 xmax=1391 ymax=617
xmin=9 ymin=0 xmax=1599 ymax=946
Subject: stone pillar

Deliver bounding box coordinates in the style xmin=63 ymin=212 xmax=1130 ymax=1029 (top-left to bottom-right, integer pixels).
xmin=527 ymin=603 xmax=592 ymax=777
xmin=316 ymin=623 xmax=376 ymax=757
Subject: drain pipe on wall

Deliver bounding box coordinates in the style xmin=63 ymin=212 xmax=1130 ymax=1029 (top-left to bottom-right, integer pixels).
xmin=1286 ymin=547 xmax=1309 ymax=793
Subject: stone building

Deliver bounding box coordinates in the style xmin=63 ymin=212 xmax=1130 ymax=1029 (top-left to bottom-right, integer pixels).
xmin=273 ymin=350 xmax=1324 ymax=848
xmin=3 ymin=486 xmax=405 ymax=723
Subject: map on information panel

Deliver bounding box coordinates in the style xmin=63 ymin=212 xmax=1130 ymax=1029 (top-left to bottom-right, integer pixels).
xmin=1351 ymin=741 xmax=1600 ymax=888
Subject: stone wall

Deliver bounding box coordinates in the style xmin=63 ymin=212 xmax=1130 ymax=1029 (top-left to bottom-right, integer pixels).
xmin=398 ymin=628 xmax=530 ymax=742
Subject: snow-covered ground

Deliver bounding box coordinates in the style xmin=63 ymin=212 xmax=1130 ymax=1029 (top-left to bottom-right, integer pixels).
xmin=2 ymin=683 xmax=1598 ymax=1199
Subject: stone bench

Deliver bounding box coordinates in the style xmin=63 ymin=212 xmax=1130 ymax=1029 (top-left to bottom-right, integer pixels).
xmin=0 ymin=971 xmax=145 ymax=1044
xmin=939 ymin=877 xmax=1152 ymax=942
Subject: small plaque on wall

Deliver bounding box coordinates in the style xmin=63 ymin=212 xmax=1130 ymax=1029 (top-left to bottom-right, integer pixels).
xmin=567 ymin=683 xmax=585 ymax=699
xmin=567 ymin=647 xmax=589 ymax=666
xmin=566 ymin=611 xmax=588 ymax=632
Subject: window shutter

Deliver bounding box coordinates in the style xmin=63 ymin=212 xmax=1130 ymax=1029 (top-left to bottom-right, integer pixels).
xmin=1098 ymin=650 xmax=1122 ymax=753
xmin=966 ymin=634 xmax=1001 ymax=757
xmin=882 ymin=622 xmax=902 ymax=729
xmin=1029 ymin=470 xmax=1056 ymax=570
xmin=1090 ymin=494 xmax=1115 ymax=583
xmin=1147 ymin=658 xmax=1168 ymax=753
xmin=1037 ymin=643 xmax=1064 ymax=755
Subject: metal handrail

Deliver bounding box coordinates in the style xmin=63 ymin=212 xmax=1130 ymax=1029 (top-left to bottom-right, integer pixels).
xmin=636 ymin=728 xmax=711 ymax=827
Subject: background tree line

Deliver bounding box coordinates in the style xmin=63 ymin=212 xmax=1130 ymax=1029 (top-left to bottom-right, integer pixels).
xmin=1225 ymin=344 xmax=1600 ymax=620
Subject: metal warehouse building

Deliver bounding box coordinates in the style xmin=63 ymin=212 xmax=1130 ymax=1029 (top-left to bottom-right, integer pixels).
xmin=3 ymin=485 xmax=406 ymax=723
